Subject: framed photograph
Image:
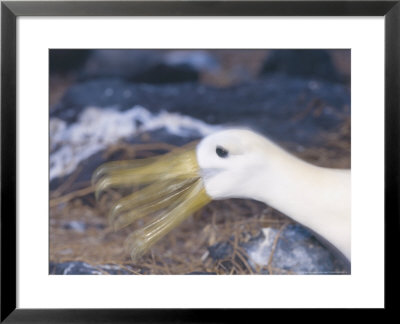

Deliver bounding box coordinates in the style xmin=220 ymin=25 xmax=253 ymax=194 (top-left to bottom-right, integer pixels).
xmin=1 ymin=0 xmax=398 ymax=321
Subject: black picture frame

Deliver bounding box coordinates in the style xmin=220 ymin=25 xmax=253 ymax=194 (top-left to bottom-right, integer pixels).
xmin=1 ymin=0 xmax=399 ymax=322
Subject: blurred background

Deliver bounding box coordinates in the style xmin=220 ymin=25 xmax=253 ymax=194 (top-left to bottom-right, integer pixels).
xmin=49 ymin=49 xmax=351 ymax=275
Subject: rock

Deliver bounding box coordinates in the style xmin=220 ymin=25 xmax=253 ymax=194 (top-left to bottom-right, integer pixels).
xmin=164 ymin=50 xmax=219 ymax=72
xmin=60 ymin=221 xmax=106 ymax=232
xmin=50 ymin=49 xmax=93 ymax=75
xmin=207 ymin=240 xmax=255 ymax=273
xmin=53 ymin=49 xmax=220 ymax=84
xmin=49 ymin=106 xmax=219 ymax=187
xmin=247 ymin=225 xmax=350 ymax=274
xmin=62 ymin=220 xmax=88 ymax=233
xmin=127 ymin=63 xmax=199 ymax=84
xmin=260 ymin=49 xmax=344 ymax=83
xmin=207 ymin=225 xmax=350 ymax=274
xmin=49 ymin=261 xmax=135 ymax=275
xmin=51 ymin=75 xmax=350 ymax=147
xmin=49 ymin=261 xmax=220 ymax=275
xmin=208 ymin=241 xmax=234 ymax=260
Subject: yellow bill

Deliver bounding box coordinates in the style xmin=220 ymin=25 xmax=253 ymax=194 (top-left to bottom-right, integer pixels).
xmin=92 ymin=143 xmax=211 ymax=261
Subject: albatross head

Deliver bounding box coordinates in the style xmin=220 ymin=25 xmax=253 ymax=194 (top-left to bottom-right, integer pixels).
xmin=93 ymin=129 xmax=286 ymax=260
xmin=196 ymin=128 xmax=274 ymax=202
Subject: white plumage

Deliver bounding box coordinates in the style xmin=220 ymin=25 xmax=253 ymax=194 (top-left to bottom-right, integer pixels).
xmin=196 ymin=129 xmax=351 ymax=260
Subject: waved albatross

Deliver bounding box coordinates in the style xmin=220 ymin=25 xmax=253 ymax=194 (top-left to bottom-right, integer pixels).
xmin=93 ymin=129 xmax=351 ymax=261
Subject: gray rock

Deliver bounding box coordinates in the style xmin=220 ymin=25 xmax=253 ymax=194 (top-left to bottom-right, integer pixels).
xmin=208 ymin=224 xmax=350 ymax=275
xmin=62 ymin=221 xmax=88 ymax=233
xmin=60 ymin=221 xmax=106 ymax=232
xmin=51 ymin=49 xmax=218 ymax=84
xmin=50 ymin=49 xmax=93 ymax=74
xmin=49 ymin=261 xmax=136 ymax=275
xmin=261 ymin=49 xmax=345 ymax=83
xmin=51 ymin=75 xmax=350 ymax=147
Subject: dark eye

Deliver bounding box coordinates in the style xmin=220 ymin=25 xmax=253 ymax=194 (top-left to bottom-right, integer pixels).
xmin=216 ymin=146 xmax=229 ymax=158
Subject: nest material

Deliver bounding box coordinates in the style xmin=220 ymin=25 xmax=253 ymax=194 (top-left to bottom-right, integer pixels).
xmin=49 ymin=117 xmax=350 ymax=275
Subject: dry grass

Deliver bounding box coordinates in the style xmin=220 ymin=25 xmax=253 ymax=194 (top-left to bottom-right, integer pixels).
xmin=49 ymin=116 xmax=350 ymax=275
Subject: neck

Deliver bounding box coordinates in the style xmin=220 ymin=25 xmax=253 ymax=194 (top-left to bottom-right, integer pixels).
xmin=250 ymin=140 xmax=351 ymax=260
